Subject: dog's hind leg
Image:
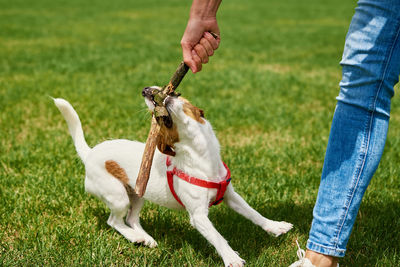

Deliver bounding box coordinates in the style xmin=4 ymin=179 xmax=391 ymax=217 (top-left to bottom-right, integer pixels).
xmin=125 ymin=193 xmax=157 ymax=248
xmin=102 ymin=160 xmax=157 ymax=247
xmin=105 ymin=196 xmax=157 ymax=247
xmin=188 ymin=209 xmax=245 ymax=267
xmin=223 ymin=185 xmax=293 ymax=237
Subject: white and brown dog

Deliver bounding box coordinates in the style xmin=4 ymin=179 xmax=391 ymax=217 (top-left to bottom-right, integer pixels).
xmin=54 ymin=87 xmax=292 ymax=267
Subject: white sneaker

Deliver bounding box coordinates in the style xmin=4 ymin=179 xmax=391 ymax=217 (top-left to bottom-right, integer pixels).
xmin=289 ymin=258 xmax=315 ymax=267
xmin=288 ymin=240 xmax=316 ymax=267
xmin=288 ymin=240 xmax=339 ymax=267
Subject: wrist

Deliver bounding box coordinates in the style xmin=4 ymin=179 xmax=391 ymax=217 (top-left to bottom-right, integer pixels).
xmin=189 ymin=11 xmax=217 ymax=20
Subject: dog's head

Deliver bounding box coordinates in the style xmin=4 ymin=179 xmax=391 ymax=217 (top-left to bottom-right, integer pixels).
xmin=142 ymin=86 xmax=207 ymax=157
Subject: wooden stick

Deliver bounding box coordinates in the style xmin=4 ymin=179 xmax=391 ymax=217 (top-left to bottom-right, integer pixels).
xmin=164 ymin=62 xmax=189 ymax=94
xmin=134 ymin=64 xmax=189 ymax=197
xmin=135 ymin=116 xmax=160 ymax=197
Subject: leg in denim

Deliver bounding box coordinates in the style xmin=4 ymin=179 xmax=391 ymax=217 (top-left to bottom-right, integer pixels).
xmin=307 ymin=0 xmax=400 ymax=257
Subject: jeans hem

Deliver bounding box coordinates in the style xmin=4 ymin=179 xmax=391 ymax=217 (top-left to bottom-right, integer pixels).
xmin=306 ymin=240 xmax=346 ymax=258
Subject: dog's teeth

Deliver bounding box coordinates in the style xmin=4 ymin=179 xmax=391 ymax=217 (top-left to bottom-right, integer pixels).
xmin=163 ymin=96 xmax=170 ymax=106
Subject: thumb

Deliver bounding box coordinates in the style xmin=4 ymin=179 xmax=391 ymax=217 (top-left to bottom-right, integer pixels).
xmin=181 ymin=42 xmax=198 ymax=73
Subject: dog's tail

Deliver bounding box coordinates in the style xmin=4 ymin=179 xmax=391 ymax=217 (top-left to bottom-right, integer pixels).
xmin=53 ymin=98 xmax=91 ymax=162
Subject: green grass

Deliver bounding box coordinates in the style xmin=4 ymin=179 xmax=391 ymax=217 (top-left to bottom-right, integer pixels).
xmin=1 ymin=0 xmax=399 ymax=266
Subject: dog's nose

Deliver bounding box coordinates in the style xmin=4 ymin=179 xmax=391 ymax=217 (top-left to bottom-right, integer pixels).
xmin=142 ymin=87 xmax=151 ymax=97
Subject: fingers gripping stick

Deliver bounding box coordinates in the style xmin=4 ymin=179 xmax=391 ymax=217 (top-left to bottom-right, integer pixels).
xmin=135 ymin=32 xmax=218 ymax=198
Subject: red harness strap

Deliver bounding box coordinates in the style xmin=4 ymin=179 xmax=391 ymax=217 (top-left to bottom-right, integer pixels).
xmin=166 ymin=157 xmax=231 ymax=208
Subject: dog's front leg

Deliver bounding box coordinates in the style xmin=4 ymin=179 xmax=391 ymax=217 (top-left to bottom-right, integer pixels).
xmin=224 ymin=185 xmax=293 ymax=237
xmin=188 ymin=210 xmax=245 ymax=267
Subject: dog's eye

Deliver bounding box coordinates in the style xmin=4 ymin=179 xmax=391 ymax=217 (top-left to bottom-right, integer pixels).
xmin=163 ymin=115 xmax=173 ymax=128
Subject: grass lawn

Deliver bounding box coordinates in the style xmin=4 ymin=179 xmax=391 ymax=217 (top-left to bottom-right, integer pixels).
xmin=1 ymin=0 xmax=399 ymax=266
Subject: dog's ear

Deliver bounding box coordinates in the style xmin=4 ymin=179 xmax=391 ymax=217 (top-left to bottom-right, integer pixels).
xmin=157 ymin=123 xmax=179 ymax=156
xmin=183 ymin=102 xmax=205 ymax=124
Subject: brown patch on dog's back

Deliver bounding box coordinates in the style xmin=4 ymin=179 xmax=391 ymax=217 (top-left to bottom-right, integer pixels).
xmin=105 ymin=160 xmax=129 ymax=184
xmin=180 ymin=97 xmax=205 ymax=124
xmin=105 ymin=160 xmax=137 ymax=202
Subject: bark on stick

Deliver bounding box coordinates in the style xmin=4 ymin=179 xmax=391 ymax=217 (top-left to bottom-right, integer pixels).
xmin=135 ymin=116 xmax=160 ymax=197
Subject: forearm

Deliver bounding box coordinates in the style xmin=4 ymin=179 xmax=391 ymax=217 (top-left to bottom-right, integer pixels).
xmin=189 ymin=0 xmax=222 ymax=19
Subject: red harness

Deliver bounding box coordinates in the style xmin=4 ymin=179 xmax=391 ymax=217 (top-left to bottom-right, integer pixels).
xmin=166 ymin=157 xmax=232 ymax=208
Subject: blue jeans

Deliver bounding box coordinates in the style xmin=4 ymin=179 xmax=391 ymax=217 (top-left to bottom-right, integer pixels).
xmin=307 ymin=0 xmax=400 ymax=257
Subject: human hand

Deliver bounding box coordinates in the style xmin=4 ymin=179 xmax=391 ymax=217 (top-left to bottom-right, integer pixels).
xmin=181 ymin=17 xmax=220 ymax=73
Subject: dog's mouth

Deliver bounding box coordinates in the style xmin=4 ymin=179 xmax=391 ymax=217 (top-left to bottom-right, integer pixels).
xmin=141 ymin=86 xmax=180 ymax=156
xmin=142 ymin=86 xmax=179 ymax=114
xmin=142 ymin=87 xmax=160 ymax=109
xmin=142 ymin=86 xmax=179 ymax=130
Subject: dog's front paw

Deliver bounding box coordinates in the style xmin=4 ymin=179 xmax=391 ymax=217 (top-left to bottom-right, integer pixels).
xmin=263 ymin=221 xmax=293 ymax=237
